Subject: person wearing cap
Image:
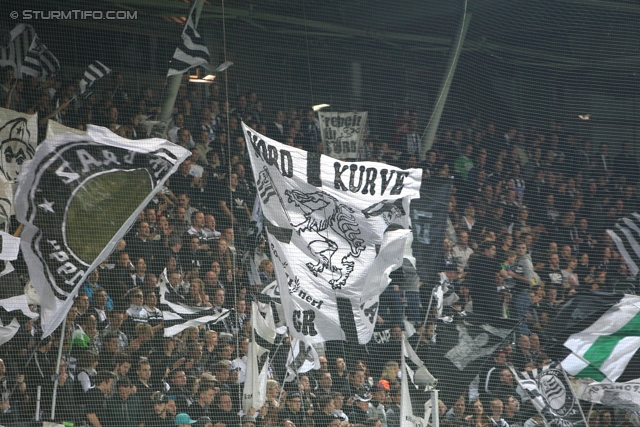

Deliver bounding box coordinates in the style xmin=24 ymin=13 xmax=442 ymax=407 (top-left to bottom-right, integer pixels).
xmin=279 ymin=392 xmax=307 ymax=427
xmin=348 ymin=389 xmax=372 ymax=425
xmin=146 ymin=392 xmax=173 ymax=427
xmin=176 ymin=413 xmax=198 ymax=427
xmin=370 ymin=382 xmax=388 ymax=427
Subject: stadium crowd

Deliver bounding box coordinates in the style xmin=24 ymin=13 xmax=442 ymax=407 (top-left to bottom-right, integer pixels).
xmin=0 ymin=65 xmax=639 ymax=427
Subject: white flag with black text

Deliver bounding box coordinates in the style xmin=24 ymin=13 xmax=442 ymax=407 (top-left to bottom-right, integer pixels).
xmin=15 ymin=125 xmax=190 ymax=337
xmin=244 ymin=123 xmax=421 ymax=345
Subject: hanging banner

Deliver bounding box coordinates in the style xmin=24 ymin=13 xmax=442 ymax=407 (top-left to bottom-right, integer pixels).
xmin=318 ymin=111 xmax=368 ymax=160
xmin=244 ymin=122 xmax=421 ymax=345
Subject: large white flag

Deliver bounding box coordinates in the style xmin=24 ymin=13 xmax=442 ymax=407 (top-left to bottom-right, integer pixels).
xmin=243 ymin=301 xmax=276 ymax=413
xmin=318 ymin=111 xmax=367 ymax=160
xmin=15 ymin=125 xmax=190 ymax=337
xmin=244 ymin=123 xmax=421 ymax=344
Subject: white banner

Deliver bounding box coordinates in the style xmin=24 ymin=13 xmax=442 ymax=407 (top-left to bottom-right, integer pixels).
xmin=318 ymin=111 xmax=367 ymax=160
xmin=244 ymin=122 xmax=421 ymax=345
xmin=15 ymin=125 xmax=190 ymax=337
xmin=573 ymin=380 xmax=640 ymax=415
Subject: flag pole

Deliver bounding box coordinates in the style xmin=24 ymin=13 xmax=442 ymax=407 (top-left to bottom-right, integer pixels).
xmin=50 ymin=317 xmax=67 ymax=420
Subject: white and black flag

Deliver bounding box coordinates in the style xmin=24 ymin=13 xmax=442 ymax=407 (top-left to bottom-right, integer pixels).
xmin=0 ymin=24 xmax=59 ymax=81
xmin=608 ymin=213 xmax=640 ymax=277
xmin=167 ymin=0 xmax=211 ymax=77
xmin=15 ymin=125 xmax=190 ymax=337
xmin=244 ymin=122 xmax=421 ymax=345
xmin=573 ymin=380 xmax=640 ymax=416
xmin=78 ymin=61 xmax=112 ymax=94
xmin=243 ymin=301 xmax=277 ymax=413
xmin=511 ymin=362 xmax=587 ymax=427
xmin=158 ymin=269 xmax=231 ymax=337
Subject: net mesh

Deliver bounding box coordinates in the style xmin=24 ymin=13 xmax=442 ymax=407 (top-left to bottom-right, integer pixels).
xmin=0 ymin=1 xmax=638 ymax=426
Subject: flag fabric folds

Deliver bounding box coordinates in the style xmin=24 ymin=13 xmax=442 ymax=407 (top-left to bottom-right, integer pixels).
xmin=21 ymin=31 xmax=60 ymax=81
xmin=560 ymin=294 xmax=640 ymax=383
xmin=0 ymin=24 xmax=59 ymax=81
xmin=572 ymin=380 xmax=640 ymax=415
xmin=401 ymin=336 xmax=429 ymax=427
xmin=167 ymin=0 xmax=211 ymax=77
xmin=608 ymin=213 xmax=640 ymax=277
xmin=512 ymin=363 xmax=587 ymax=427
xmin=243 ymin=122 xmax=421 ymax=345
xmin=0 ymin=108 xmax=38 ymax=232
xmin=158 ymin=269 xmax=231 ymax=337
xmin=421 ymin=315 xmax=517 ymax=404
xmin=243 ymin=301 xmax=276 ymax=413
xmin=284 ymin=336 xmax=320 ymax=383
xmin=15 ymin=125 xmax=190 ymax=337
xmin=0 ymin=294 xmax=39 ymax=346
xmin=78 ymin=61 xmax=112 ymax=94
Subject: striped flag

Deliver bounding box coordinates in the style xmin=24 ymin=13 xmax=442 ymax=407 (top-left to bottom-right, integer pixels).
xmin=167 ymin=0 xmax=211 ymax=76
xmin=608 ymin=213 xmax=640 ymax=276
xmin=512 ymin=363 xmax=587 ymax=427
xmin=561 ymin=294 xmax=640 ymax=382
xmin=0 ymin=25 xmax=59 ymax=81
xmin=21 ymin=32 xmax=59 ymax=81
xmin=157 ymin=270 xmax=230 ymax=337
xmin=78 ymin=61 xmax=112 ymax=94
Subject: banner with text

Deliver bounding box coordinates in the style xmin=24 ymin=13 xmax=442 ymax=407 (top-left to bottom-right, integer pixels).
xmin=319 ymin=111 xmax=367 ymax=160
xmin=243 ymin=122 xmax=421 ymax=344
xmin=15 ymin=125 xmax=190 ymax=337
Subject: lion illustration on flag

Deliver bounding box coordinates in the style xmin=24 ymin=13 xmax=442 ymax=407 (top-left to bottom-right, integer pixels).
xmin=286 ymin=189 xmax=365 ymax=289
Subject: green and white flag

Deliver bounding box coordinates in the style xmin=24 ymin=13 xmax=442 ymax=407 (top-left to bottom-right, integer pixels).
xmin=561 ymin=295 xmax=640 ymax=382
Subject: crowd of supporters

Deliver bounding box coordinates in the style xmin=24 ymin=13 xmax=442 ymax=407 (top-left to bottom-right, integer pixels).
xmin=0 ymin=64 xmax=638 ymax=427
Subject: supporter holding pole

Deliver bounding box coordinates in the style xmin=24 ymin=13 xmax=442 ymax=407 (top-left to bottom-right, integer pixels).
xmin=420 ymin=2 xmax=471 ymax=158
xmin=158 ymin=0 xmax=206 ymax=125
xmin=50 ymin=302 xmax=67 ymax=420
